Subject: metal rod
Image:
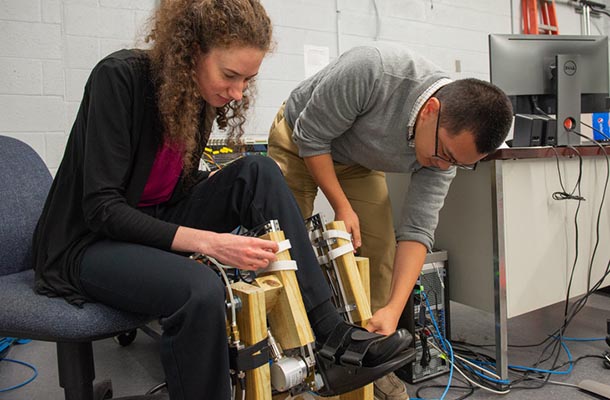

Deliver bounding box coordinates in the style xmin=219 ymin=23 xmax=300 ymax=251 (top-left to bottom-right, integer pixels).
xmin=582 ymin=4 xmax=592 ymax=35
xmin=491 ymin=160 xmax=509 ymax=381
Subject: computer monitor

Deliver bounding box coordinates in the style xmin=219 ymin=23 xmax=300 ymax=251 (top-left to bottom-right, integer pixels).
xmin=489 ymin=34 xmax=609 ymax=146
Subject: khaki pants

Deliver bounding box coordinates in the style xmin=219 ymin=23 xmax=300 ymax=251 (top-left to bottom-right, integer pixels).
xmin=268 ymin=104 xmax=395 ymax=312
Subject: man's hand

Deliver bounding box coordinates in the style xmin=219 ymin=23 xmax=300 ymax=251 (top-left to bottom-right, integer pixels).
xmin=334 ymin=206 xmax=361 ymax=250
xmin=365 ymin=306 xmax=402 ymax=335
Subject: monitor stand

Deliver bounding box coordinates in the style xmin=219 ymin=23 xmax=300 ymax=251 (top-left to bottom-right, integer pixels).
xmin=555 ymin=54 xmax=581 ymax=146
xmin=578 ymin=379 xmax=610 ymax=399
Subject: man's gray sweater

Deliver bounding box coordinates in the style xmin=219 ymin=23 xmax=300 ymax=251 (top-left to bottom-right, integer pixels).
xmin=283 ymin=45 xmax=456 ymax=251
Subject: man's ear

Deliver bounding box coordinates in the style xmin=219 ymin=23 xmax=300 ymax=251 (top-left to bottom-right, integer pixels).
xmin=415 ymin=96 xmax=440 ymax=128
xmin=422 ymin=97 xmax=440 ymax=116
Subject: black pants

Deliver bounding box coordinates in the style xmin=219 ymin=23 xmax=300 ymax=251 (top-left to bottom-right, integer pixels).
xmin=79 ymin=156 xmax=331 ymax=400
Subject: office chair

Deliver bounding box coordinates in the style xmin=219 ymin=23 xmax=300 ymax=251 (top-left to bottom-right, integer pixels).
xmin=0 ymin=135 xmax=153 ymax=400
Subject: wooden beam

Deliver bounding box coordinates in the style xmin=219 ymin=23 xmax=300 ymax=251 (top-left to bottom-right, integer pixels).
xmin=325 ymin=221 xmax=372 ymax=325
xmin=258 ymin=230 xmax=315 ymax=350
xmin=231 ymin=281 xmax=271 ymax=400
xmin=255 ymin=274 xmax=283 ymax=313
xmin=354 ymin=256 xmax=370 ymax=325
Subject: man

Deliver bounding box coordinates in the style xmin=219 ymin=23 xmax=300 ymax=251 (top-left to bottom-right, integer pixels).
xmin=268 ymin=44 xmax=513 ymax=399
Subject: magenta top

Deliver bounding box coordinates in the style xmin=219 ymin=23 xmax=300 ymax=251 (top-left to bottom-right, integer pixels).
xmin=138 ymin=143 xmax=183 ymax=207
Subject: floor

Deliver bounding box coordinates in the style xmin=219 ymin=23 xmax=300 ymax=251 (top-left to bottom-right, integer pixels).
xmin=1 ymin=292 xmax=609 ymax=400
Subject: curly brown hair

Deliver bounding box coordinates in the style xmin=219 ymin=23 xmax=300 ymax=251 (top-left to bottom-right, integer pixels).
xmin=145 ymin=0 xmax=273 ymax=172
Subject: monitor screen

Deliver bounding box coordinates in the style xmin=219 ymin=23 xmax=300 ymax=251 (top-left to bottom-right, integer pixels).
xmin=489 ymin=34 xmax=609 ymax=115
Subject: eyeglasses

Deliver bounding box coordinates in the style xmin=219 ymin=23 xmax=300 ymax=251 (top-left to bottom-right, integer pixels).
xmin=431 ymin=102 xmax=478 ymax=171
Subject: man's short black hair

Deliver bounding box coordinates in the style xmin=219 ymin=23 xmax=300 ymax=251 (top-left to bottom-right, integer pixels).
xmin=434 ymin=78 xmax=513 ymax=154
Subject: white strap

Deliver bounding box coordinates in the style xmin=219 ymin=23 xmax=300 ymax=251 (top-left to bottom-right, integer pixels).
xmin=322 ymin=229 xmax=352 ymax=242
xmin=276 ymin=239 xmax=292 ymax=254
xmin=327 ymin=243 xmax=354 ymax=260
xmin=317 ymin=242 xmax=354 ymax=265
xmin=260 ymin=260 xmax=298 ymax=273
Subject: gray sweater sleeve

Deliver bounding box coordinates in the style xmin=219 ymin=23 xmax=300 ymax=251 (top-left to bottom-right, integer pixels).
xmin=292 ymin=47 xmax=383 ymax=157
xmin=396 ymin=166 xmax=456 ymax=251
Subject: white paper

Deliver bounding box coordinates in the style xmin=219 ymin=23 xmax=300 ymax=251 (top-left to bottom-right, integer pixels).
xmin=304 ymin=45 xmax=330 ymax=79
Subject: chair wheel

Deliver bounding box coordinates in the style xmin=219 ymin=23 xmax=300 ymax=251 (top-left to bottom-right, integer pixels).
xmin=114 ymin=330 xmax=138 ymax=346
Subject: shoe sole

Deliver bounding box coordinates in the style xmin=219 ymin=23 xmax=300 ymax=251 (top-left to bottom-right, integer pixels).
xmin=315 ymin=348 xmax=416 ymax=397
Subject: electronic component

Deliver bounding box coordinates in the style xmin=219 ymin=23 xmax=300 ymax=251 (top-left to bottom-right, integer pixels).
xmin=513 ymin=114 xmax=543 ymax=147
xmin=202 ymin=139 xmax=268 ymax=170
xmin=396 ymin=250 xmax=450 ymax=383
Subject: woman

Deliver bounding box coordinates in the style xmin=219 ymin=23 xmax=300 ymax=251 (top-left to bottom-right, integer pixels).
xmin=32 ymin=1 xmax=411 ymax=398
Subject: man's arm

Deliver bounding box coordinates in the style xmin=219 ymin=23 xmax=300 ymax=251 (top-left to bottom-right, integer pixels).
xmin=366 ymin=240 xmax=427 ymax=335
xmin=366 ymin=165 xmax=456 ymax=334
xmin=303 ymin=154 xmax=361 ymax=249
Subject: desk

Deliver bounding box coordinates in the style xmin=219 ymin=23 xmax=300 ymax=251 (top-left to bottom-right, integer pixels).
xmin=387 ymin=145 xmax=610 ymax=379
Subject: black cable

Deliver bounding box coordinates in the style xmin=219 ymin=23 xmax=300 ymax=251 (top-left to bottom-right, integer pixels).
xmin=452 ymin=341 xmax=606 ymax=371
xmin=521 ymin=125 xmax=609 ymax=388
xmin=450 ymin=342 xmax=603 ymax=396
xmin=554 ymin=146 xmax=584 ymax=323
xmin=419 ymin=200 xmax=610 ymax=397
xmin=415 ymin=384 xmax=476 ymax=400
xmin=550 ymin=146 xmax=586 ymax=201
xmin=417 ymin=308 xmax=510 ymax=396
xmin=569 ymin=126 xmax=610 ymax=293
xmin=525 ymin=103 xmax=610 ymax=322
xmin=555 ymin=130 xmax=609 ymax=340
xmin=516 ymin=143 xmax=584 ymax=388
xmin=414 ymin=374 xmax=476 ymax=400
xmin=589 ymin=4 xmax=610 ymax=18
xmin=420 ymin=333 xmax=432 ymax=368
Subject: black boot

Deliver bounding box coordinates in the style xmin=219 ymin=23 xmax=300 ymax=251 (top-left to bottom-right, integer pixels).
xmin=314 ymin=322 xmax=415 ymax=396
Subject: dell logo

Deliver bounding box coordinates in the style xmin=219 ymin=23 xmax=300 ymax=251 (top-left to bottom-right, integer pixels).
xmin=564 ymin=60 xmax=577 ymax=76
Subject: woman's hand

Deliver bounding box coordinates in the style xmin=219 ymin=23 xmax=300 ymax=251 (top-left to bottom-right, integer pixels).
xmin=172 ymin=227 xmax=278 ymax=271
xmin=334 ymin=206 xmax=361 ymax=250
xmin=202 ymin=233 xmax=279 ymax=271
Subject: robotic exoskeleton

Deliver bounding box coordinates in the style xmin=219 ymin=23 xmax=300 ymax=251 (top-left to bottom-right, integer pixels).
xmin=194 ymin=215 xmax=414 ymax=400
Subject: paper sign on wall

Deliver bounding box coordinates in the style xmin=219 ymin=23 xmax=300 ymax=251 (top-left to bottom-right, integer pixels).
xmin=304 ymin=45 xmax=330 ymax=79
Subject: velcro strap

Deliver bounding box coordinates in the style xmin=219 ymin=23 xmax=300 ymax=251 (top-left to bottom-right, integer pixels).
xmin=276 ymin=239 xmax=292 ymax=254
xmin=322 ymin=229 xmax=352 ymax=241
xmin=327 ymin=243 xmax=354 ymax=261
xmin=259 ymin=260 xmax=297 ymax=273
xmin=229 ymin=338 xmax=269 ymax=372
xmin=318 ymin=322 xmax=353 ymax=363
xmin=340 ymin=330 xmax=384 ymax=367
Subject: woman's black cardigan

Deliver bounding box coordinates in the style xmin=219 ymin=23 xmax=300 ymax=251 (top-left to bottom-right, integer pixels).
xmin=33 ymin=50 xmax=209 ymax=305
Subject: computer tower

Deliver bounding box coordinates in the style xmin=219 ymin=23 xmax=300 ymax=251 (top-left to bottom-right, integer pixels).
xmin=513 ymin=114 xmax=543 ymax=147
xmin=395 ymin=251 xmax=450 ymax=384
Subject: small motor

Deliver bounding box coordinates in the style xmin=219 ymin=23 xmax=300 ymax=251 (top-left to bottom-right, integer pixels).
xmin=271 ymin=356 xmax=309 ymax=392
xmin=267 ymin=329 xmax=309 ymax=392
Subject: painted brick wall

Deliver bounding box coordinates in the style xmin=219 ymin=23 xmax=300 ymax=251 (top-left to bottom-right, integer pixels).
xmin=0 ymin=0 xmax=606 ymax=173
xmin=0 ymin=0 xmax=156 ymax=174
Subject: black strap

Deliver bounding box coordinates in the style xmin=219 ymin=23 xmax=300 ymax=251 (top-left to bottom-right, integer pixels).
xmin=340 ymin=329 xmax=384 ymax=368
xmin=228 ymin=338 xmax=269 ymax=372
xmin=318 ymin=322 xmax=353 ymax=363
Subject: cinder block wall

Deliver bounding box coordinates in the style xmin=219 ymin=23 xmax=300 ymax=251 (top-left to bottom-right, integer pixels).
xmin=0 ymin=0 xmax=156 ymax=174
xmin=0 ymin=0 xmax=603 ymax=174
